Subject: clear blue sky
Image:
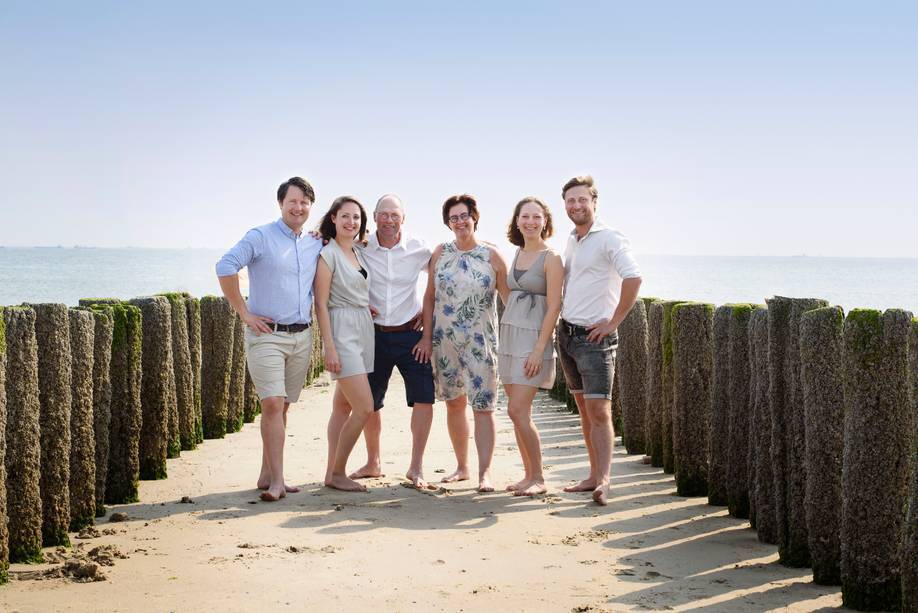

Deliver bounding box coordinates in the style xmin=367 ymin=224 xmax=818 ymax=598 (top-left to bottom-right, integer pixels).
xmin=2 ymin=1 xmax=916 ymax=256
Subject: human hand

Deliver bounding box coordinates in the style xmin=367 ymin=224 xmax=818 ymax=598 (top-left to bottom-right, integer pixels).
xmin=586 ymin=319 xmax=617 ymax=344
xmin=412 ymin=336 xmax=432 ymax=364
xmin=324 ymin=347 xmax=341 ymax=374
xmin=411 ymin=310 xmax=423 ymax=331
xmin=308 ymin=230 xmax=328 ymax=245
xmin=369 ymin=306 xmax=380 ymax=318
xmin=243 ymin=312 xmax=274 ymax=335
xmin=523 ymin=352 xmax=543 ymax=378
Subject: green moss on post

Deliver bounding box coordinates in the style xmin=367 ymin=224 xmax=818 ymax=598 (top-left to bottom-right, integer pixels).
xmin=82 ymin=306 xmax=114 ymax=517
xmin=243 ymin=369 xmax=260 ymax=422
xmin=0 ymin=310 xmax=8 ymax=582
xmin=619 ymin=300 xmax=648 ymax=454
xmin=671 ymin=302 xmax=713 ymax=497
xmin=185 ymin=295 xmax=204 ymax=444
xmin=902 ymin=317 xmax=918 ymax=612
xmin=661 ymin=300 xmax=687 ymax=474
xmin=3 ymin=307 xmax=44 ymax=563
xmin=161 ymin=293 xmax=196 ymax=451
xmin=709 ymin=306 xmax=731 ymax=506
xmin=78 ymin=298 xmax=122 ymax=307
xmin=201 ymin=296 xmax=235 ymax=439
xmin=29 ymin=303 xmax=73 ymax=548
xmin=800 ymin=306 xmax=844 ymax=586
xmin=745 ymin=305 xmax=766 ymax=531
xmin=67 ymin=309 xmax=96 ymax=532
xmin=727 ymin=304 xmax=755 ymax=519
xmin=840 ymin=308 xmax=911 ymax=611
xmin=226 ymin=313 xmax=246 ymax=433
xmin=750 ymin=307 xmax=777 ymax=544
xmin=646 ymin=302 xmax=664 ymax=467
xmin=129 ymin=297 xmax=176 ymax=479
xmin=611 ymin=359 xmax=623 ymax=440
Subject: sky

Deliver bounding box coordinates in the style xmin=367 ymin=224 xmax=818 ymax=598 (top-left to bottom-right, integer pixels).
xmin=1 ymin=1 xmax=916 ymax=257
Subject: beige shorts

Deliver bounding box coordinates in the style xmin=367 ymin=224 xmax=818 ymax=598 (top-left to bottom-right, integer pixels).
xmin=244 ymin=327 xmax=314 ymax=403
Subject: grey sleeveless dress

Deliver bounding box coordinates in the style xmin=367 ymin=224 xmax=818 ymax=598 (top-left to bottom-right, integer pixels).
xmin=320 ymin=239 xmax=374 ymax=380
xmin=498 ymin=249 xmax=556 ymax=388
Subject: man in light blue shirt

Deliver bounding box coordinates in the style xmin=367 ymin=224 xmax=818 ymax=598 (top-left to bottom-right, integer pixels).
xmin=216 ymin=176 xmax=323 ymax=502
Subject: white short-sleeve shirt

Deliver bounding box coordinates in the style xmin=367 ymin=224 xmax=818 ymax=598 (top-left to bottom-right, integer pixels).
xmin=561 ymin=219 xmax=641 ymax=327
xmin=361 ymin=231 xmax=432 ymax=327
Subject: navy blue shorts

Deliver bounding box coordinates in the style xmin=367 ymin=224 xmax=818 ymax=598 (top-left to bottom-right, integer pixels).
xmin=368 ymin=329 xmax=435 ymax=411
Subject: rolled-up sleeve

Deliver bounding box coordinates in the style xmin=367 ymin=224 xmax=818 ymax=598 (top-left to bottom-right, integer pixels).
xmin=216 ymin=228 xmax=262 ymax=277
xmin=605 ymin=230 xmax=642 ymax=280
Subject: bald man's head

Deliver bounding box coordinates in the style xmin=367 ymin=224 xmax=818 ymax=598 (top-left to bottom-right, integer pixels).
xmin=374 ymin=193 xmax=404 ymax=213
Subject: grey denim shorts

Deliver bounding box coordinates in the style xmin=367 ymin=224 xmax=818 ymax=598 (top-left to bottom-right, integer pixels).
xmin=556 ymin=321 xmax=618 ymax=400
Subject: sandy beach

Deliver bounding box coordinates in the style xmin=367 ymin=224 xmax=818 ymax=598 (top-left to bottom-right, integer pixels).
xmin=1 ymin=373 xmax=844 ymax=612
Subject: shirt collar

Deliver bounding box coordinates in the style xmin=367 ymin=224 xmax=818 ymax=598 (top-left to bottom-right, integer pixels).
xmin=275 ymin=217 xmax=302 ymax=239
xmin=569 ymin=218 xmax=609 ymax=239
xmin=369 ymin=230 xmax=406 ymax=251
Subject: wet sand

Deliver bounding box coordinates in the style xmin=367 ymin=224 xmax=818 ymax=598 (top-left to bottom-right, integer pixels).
xmin=1 ymin=373 xmax=843 ymax=612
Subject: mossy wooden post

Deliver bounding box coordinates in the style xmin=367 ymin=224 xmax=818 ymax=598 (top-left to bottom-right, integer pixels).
xmin=84 ymin=307 xmax=113 ymax=517
xmin=646 ymin=302 xmax=664 ymax=467
xmin=709 ymin=306 xmax=731 ymax=506
xmin=661 ymin=300 xmax=686 ymax=474
xmin=767 ymin=296 xmax=827 ymax=567
xmin=746 ymin=306 xmax=766 ymax=530
xmin=901 ymin=317 xmax=918 ymax=612
xmin=671 ymin=302 xmax=713 ymax=496
xmin=161 ymin=293 xmax=196 ymax=451
xmin=611 ymin=360 xmax=623 ymax=439
xmin=0 ymin=310 xmax=8 ymax=582
xmin=243 ymin=369 xmax=261 ymax=422
xmin=201 ymin=296 xmax=235 ymax=439
xmin=750 ymin=306 xmax=777 ymax=544
xmin=3 ymin=307 xmax=44 ymax=562
xmin=226 ymin=313 xmax=246 ymax=433
xmin=619 ymin=300 xmax=648 ymax=454
xmin=840 ymin=308 xmax=912 ymax=610
xmin=129 ymin=297 xmax=176 ymax=479
xmin=185 ymin=295 xmax=203 ymax=444
xmin=800 ymin=306 xmax=844 ymax=586
xmin=30 ymin=303 xmax=73 ymax=547
xmin=102 ymin=302 xmax=142 ymax=504
xmin=67 ymin=309 xmax=96 ymax=532
xmin=727 ymin=304 xmax=755 ymax=519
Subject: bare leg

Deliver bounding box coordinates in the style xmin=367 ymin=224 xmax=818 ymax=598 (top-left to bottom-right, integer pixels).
xmin=259 ymin=397 xmax=288 ymax=501
xmin=325 ymin=386 xmax=351 ymax=484
xmin=474 ymin=410 xmax=496 ymax=492
xmin=442 ymin=396 xmax=470 ymax=482
xmin=507 ymin=385 xmax=546 ymax=497
xmin=350 ymin=410 xmax=383 ymax=478
xmin=563 ymin=393 xmax=599 ymax=492
xmin=326 ymin=375 xmax=374 ymax=492
xmin=406 ymin=403 xmax=433 ymax=488
xmin=584 ymin=397 xmax=613 ymax=505
xmin=258 ymin=402 xmax=299 ymax=492
xmin=504 ymin=384 xmax=532 ymax=491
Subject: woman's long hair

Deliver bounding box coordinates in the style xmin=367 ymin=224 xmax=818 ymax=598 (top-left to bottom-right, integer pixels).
xmin=318 ymin=195 xmax=368 ymax=241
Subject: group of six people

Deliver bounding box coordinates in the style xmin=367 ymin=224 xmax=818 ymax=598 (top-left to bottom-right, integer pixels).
xmin=216 ymin=175 xmax=642 ymax=507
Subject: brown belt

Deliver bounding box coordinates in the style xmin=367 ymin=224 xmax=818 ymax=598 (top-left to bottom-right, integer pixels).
xmin=374 ymin=322 xmax=415 ymax=333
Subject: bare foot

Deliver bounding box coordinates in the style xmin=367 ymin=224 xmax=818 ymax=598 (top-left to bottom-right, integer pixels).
xmin=325 ymin=474 xmax=368 ymax=492
xmin=505 ymin=477 xmax=530 ymax=492
xmin=477 ymin=472 xmax=495 ymax=493
xmin=592 ymin=483 xmax=609 ymax=506
xmin=256 ymin=480 xmax=300 ymax=493
xmin=441 ymin=468 xmax=470 ymax=483
xmin=563 ymin=478 xmax=598 ymax=493
xmin=406 ymin=471 xmax=429 ymax=490
xmin=259 ymin=484 xmax=286 ymax=502
xmin=514 ymin=481 xmax=547 ymax=497
xmin=349 ymin=464 xmax=383 ymax=479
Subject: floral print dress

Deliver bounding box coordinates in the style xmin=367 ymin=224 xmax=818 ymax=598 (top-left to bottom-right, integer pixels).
xmin=431 ymin=242 xmax=498 ymax=411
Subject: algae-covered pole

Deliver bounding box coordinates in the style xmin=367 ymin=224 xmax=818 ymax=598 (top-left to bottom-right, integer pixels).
xmin=901 ymin=316 xmax=918 ymax=613
xmin=611 ymin=360 xmax=623 ymax=439
xmin=185 ymin=295 xmax=203 ymax=444
xmin=84 ymin=307 xmax=114 ymax=517
xmin=200 ymin=296 xmax=235 ymax=439
xmin=129 ymin=296 xmax=176 ymax=479
xmin=226 ymin=313 xmax=246 ymax=434
xmin=67 ymin=308 xmax=96 ymax=532
xmin=3 ymin=307 xmax=44 ymax=562
xmin=161 ymin=293 xmax=196 ymax=451
xmin=800 ymin=306 xmax=844 ymax=586
xmin=709 ymin=305 xmax=731 ymax=506
xmin=30 ymin=303 xmax=73 ymax=547
xmin=244 ymin=369 xmax=261 ymax=423
xmin=0 ymin=310 xmax=8 ymax=583
xmin=750 ymin=306 xmax=777 ymax=544
xmin=746 ymin=306 xmax=766 ymax=530
xmin=727 ymin=304 xmax=755 ymax=519
xmin=618 ymin=299 xmax=648 ymax=455
xmin=660 ymin=300 xmax=686 ymax=474
xmin=646 ymin=302 xmax=664 ymax=467
xmin=671 ymin=302 xmax=713 ymax=497
xmin=840 ymin=308 xmax=911 ymax=611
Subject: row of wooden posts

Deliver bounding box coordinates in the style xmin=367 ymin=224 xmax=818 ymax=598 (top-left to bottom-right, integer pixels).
xmin=547 ymin=297 xmax=917 ymax=612
xmin=0 ymin=295 xmax=323 ymax=584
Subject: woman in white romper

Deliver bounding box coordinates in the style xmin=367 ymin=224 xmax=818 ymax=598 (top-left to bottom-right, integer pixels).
xmin=314 ymin=196 xmax=375 ymax=492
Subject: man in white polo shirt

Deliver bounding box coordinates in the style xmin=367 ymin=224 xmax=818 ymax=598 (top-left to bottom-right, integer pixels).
xmin=349 ymin=194 xmax=436 ymax=488
xmin=556 ymin=175 xmax=642 ymax=506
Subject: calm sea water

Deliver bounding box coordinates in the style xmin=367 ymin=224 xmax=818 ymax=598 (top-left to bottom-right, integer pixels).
xmin=1 ymin=247 xmax=917 ymax=313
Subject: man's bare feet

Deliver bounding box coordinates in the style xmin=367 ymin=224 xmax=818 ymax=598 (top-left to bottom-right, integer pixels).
xmin=349 ymin=464 xmax=383 ymax=479
xmin=477 ymin=472 xmax=494 ymax=493
xmin=406 ymin=470 xmax=429 ymax=490
xmin=325 ymin=474 xmax=368 ymax=492
xmin=505 ymin=477 xmax=530 ymax=492
xmin=592 ymin=482 xmax=609 ymax=506
xmin=259 ymin=484 xmax=287 ymax=502
xmin=440 ymin=468 xmax=470 ymax=483
xmin=513 ymin=480 xmax=547 ymax=497
xmin=563 ymin=478 xmax=598 ymax=493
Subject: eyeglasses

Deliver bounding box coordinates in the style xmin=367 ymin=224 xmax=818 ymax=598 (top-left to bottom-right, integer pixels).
xmin=448 ymin=212 xmax=471 ymax=224
xmin=376 ymin=213 xmax=402 ymax=222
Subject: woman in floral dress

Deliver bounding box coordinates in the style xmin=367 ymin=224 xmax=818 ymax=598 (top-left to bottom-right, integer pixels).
xmin=418 ymin=194 xmax=509 ymax=492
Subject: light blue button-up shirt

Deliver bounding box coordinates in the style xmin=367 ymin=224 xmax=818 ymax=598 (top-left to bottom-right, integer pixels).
xmin=216 ymin=218 xmax=323 ymax=325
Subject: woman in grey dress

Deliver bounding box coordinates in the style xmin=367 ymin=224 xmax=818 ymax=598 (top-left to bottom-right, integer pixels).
xmin=314 ymin=196 xmax=375 ymax=492
xmin=498 ymin=197 xmax=563 ymax=496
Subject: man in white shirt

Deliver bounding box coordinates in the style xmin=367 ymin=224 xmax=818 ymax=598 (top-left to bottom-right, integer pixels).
xmin=556 ymin=175 xmax=642 ymax=506
xmin=349 ymin=194 xmax=435 ymax=488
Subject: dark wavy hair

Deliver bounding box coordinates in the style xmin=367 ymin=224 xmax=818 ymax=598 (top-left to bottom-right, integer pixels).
xmin=277 ymin=176 xmax=315 ymax=203
xmin=318 ymin=196 xmax=368 ymax=241
xmin=441 ymin=194 xmax=480 ymax=230
xmin=506 ymin=197 xmax=554 ymax=246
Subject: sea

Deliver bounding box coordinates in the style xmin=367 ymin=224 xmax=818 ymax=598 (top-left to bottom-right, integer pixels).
xmin=1 ymin=247 xmax=917 ymax=314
